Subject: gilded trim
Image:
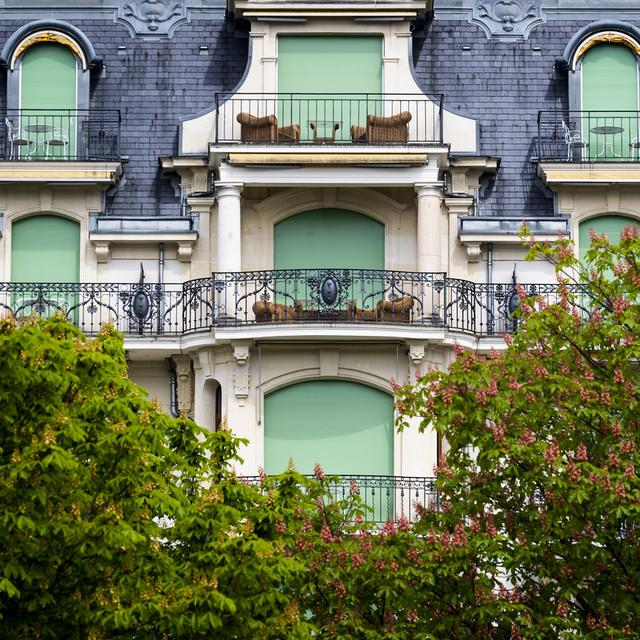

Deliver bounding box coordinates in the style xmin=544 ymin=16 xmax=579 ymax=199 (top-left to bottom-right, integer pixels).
xmin=228 ymin=152 xmax=428 ymax=165
xmin=11 ymin=31 xmax=86 ymax=70
xmin=572 ymin=31 xmax=640 ymax=70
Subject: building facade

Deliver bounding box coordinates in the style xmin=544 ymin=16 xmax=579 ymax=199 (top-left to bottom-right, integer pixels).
xmin=2 ymin=0 xmax=638 ymax=517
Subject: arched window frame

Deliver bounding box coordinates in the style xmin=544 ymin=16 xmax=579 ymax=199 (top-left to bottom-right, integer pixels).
xmin=1 ymin=20 xmax=102 ymax=113
xmin=561 ymin=21 xmax=640 ymax=113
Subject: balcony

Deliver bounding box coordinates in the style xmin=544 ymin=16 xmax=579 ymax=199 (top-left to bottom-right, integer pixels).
xmin=243 ymin=474 xmax=438 ymax=526
xmin=537 ymin=110 xmax=640 ymax=163
xmin=2 ymin=109 xmax=121 ymax=161
xmin=213 ymin=93 xmax=443 ymax=146
xmin=0 ymin=271 xmax=590 ymax=338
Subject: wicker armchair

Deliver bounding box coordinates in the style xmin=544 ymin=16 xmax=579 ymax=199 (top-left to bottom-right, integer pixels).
xmin=236 ymin=112 xmax=300 ymax=144
xmin=350 ymin=111 xmax=412 ymax=144
xmin=253 ymin=300 xmax=302 ymax=322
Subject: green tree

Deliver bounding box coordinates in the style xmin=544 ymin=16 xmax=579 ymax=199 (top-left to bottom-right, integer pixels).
xmin=0 ymin=317 xmax=310 ymax=639
xmin=396 ymin=227 xmax=640 ymax=638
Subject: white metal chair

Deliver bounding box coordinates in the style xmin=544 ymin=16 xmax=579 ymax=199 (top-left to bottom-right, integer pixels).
xmin=629 ymin=137 xmax=640 ymax=160
xmin=5 ymin=117 xmax=34 ymax=159
xmin=44 ymin=129 xmax=69 ymax=159
xmin=562 ymin=120 xmax=589 ymax=161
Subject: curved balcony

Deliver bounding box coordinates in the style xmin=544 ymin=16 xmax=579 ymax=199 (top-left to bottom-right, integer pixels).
xmin=0 ymin=270 xmax=588 ymax=338
xmin=242 ymin=474 xmax=438 ymax=526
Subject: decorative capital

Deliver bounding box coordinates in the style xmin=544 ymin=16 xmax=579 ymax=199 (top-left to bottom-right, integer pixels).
xmin=471 ymin=0 xmax=544 ymax=40
xmin=117 ymin=1 xmax=188 ymax=39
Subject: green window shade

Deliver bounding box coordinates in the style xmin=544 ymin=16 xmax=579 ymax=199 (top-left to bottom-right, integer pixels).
xmin=274 ymin=209 xmax=384 ymax=270
xmin=274 ymin=209 xmax=385 ymax=310
xmin=264 ymin=380 xmax=394 ymax=476
xmin=579 ymin=214 xmax=639 ymax=263
xmin=12 ymin=215 xmax=80 ymax=283
xmin=20 ymin=43 xmax=78 ymax=158
xmin=582 ymin=44 xmax=638 ymax=159
xmin=277 ymin=36 xmax=383 ymax=141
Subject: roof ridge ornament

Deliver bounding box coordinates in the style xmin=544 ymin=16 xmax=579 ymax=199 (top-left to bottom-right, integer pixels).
xmin=471 ymin=0 xmax=544 ymax=40
xmin=117 ymin=0 xmax=188 ymax=38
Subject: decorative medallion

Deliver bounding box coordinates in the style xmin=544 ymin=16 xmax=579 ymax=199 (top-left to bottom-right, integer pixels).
xmin=117 ymin=0 xmax=188 ymax=38
xmin=320 ymin=276 xmax=339 ymax=306
xmin=471 ymin=0 xmax=544 ymax=40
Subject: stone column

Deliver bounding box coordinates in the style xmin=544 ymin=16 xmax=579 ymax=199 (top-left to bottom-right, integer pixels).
xmin=415 ymin=184 xmax=443 ymax=273
xmin=215 ymin=183 xmax=243 ymax=273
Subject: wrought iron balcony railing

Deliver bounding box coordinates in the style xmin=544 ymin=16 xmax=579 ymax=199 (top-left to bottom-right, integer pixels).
xmin=537 ymin=110 xmax=640 ymax=162
xmin=2 ymin=109 xmax=121 ymax=161
xmin=0 ymin=273 xmax=591 ymax=337
xmin=213 ymin=93 xmax=444 ymax=145
xmin=243 ymin=475 xmax=438 ymax=526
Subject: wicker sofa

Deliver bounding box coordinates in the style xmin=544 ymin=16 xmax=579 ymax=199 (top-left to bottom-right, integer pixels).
xmin=236 ymin=112 xmax=300 ymax=143
xmin=348 ymin=296 xmax=414 ymax=322
xmin=350 ymin=111 xmax=412 ymax=144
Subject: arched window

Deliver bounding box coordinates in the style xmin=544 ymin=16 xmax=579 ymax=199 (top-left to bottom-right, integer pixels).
xmin=264 ymin=380 xmax=394 ymax=476
xmin=581 ymin=44 xmax=639 ymax=158
xmin=562 ymin=24 xmax=640 ymax=161
xmin=2 ymin=22 xmax=102 ymax=160
xmin=274 ymin=208 xmax=385 ymax=270
xmin=578 ymin=215 xmax=639 ymax=263
xmin=11 ymin=215 xmax=80 ymax=282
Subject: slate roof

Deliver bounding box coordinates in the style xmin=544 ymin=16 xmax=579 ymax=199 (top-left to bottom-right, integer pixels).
xmin=414 ymin=20 xmax=579 ymax=218
xmin=0 ymin=8 xmax=637 ymax=219
xmin=0 ymin=16 xmax=248 ymax=217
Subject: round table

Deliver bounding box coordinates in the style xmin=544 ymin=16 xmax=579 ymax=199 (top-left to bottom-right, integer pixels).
xmin=589 ymin=125 xmax=625 ymax=159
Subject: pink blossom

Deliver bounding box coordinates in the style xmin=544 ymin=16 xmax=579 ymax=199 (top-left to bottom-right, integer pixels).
xmin=613 ymin=297 xmax=629 ymax=316
xmin=398 ymin=515 xmax=411 ymax=532
xmin=576 ymin=443 xmax=588 ymax=461
xmin=621 ymin=224 xmax=638 ymax=240
xmin=492 ymin=423 xmax=506 ymax=442
xmin=258 ymin=466 xmax=267 ymax=482
xmin=351 ymin=552 xmax=364 ymax=568
xmin=615 ymin=481 xmax=626 ymax=498
xmin=314 ymin=463 xmax=325 ymax=481
xmin=275 ymin=521 xmax=286 ymax=533
xmin=381 ymin=520 xmax=397 ymax=536
xmin=544 ymin=441 xmax=560 ymax=464
xmin=517 ymin=428 xmax=536 ymax=446
xmin=389 ymin=377 xmax=400 ymax=392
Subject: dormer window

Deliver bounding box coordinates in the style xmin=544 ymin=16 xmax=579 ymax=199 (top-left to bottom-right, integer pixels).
xmin=0 ymin=21 xmax=119 ymax=162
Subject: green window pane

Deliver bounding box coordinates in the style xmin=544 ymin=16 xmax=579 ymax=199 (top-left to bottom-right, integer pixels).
xmin=264 ymin=380 xmax=394 ymax=476
xmin=20 ymin=43 xmax=78 ymax=158
xmin=277 ymin=36 xmax=383 ymax=141
xmin=578 ymin=214 xmax=639 ymax=263
xmin=274 ymin=209 xmax=384 ymax=270
xmin=12 ymin=215 xmax=80 ymax=283
xmin=581 ymin=44 xmax=638 ymax=159
xmin=274 ymin=209 xmax=385 ymax=310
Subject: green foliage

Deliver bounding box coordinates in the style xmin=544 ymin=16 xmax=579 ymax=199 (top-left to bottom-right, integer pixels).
xmin=396 ymin=227 xmax=640 ymax=638
xmin=0 ymin=317 xmax=311 ymax=639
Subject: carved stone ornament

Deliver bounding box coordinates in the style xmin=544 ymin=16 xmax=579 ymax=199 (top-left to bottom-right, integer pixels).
xmin=471 ymin=0 xmax=544 ymax=40
xmin=117 ymin=0 xmax=188 ymax=38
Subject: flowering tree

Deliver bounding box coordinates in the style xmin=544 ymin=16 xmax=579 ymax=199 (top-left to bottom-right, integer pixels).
xmin=395 ymin=227 xmax=640 ymax=638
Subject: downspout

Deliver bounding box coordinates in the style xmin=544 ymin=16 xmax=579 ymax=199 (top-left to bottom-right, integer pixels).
xmin=487 ymin=242 xmax=494 ymax=336
xmin=157 ymin=243 xmax=165 ymax=334
xmin=165 ymin=357 xmax=179 ymax=418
